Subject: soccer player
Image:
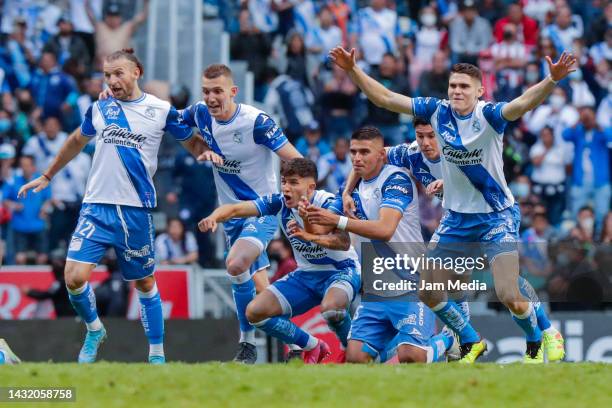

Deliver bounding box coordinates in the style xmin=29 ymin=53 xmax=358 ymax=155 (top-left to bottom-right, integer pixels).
xmin=344 ymin=118 xmax=565 ymax=363
xmin=180 ymin=64 xmax=302 ymax=363
xmin=329 ymin=46 xmax=575 ymax=362
xmin=198 ymin=158 xmax=360 ymax=363
xmin=18 ymin=49 xmax=217 ymax=364
xmin=305 ymin=127 xmax=455 ymax=364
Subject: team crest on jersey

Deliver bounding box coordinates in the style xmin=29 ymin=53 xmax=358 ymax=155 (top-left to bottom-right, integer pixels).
xmin=69 ymin=236 xmax=83 ymax=251
xmin=373 ymin=188 xmax=381 ymax=200
xmin=472 ymin=118 xmax=481 ymax=132
xmin=233 ymin=131 xmax=243 ymax=144
xmin=144 ymin=107 xmax=156 ymax=118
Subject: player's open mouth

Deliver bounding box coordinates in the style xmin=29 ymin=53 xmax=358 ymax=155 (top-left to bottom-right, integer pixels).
xmin=283 ymin=194 xmax=292 ymax=202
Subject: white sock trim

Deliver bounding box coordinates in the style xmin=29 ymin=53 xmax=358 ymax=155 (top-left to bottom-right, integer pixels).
xmin=240 ymin=330 xmax=256 ymax=345
xmin=67 ymin=282 xmax=89 ymax=295
xmin=86 ymin=317 xmax=103 ymax=331
xmin=137 ymin=283 xmax=159 ymax=299
xmin=304 ymin=336 xmax=318 ymax=351
xmin=430 ymin=301 xmax=447 ymax=312
xmin=228 ymin=270 xmax=251 ymax=285
xmin=149 ymin=343 xmax=164 ymax=356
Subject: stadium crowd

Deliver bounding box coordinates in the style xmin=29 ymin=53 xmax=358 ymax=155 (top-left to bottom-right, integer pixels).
xmin=0 ymin=0 xmax=610 ymax=307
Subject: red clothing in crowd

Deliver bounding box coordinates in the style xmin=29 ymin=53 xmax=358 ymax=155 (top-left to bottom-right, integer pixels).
xmin=493 ymin=15 xmax=539 ymax=46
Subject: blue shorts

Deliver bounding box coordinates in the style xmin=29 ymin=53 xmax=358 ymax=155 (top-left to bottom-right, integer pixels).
xmin=349 ymin=301 xmax=435 ymax=355
xmin=268 ymin=268 xmax=361 ymax=317
xmin=67 ymin=203 xmax=155 ymax=281
xmin=223 ymin=216 xmax=278 ymax=275
xmin=429 ymin=204 xmax=520 ymax=260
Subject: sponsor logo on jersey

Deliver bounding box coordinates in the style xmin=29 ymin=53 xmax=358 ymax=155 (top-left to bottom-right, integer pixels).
xmin=409 ymin=327 xmax=423 ymax=338
xmin=442 ymin=146 xmax=483 ymax=165
xmin=101 ymin=124 xmax=146 ymax=149
xmin=124 ymin=245 xmax=151 ymax=261
xmin=243 ymin=224 xmax=257 ymax=233
xmin=69 ymin=236 xmax=83 ymax=251
xmin=215 ymin=159 xmax=241 ymax=174
xmin=144 ymin=258 xmax=155 ymax=268
xmin=385 ymin=184 xmax=409 ymax=195
xmin=289 ymin=238 xmax=327 ymax=260
xmin=265 ymin=124 xmax=280 ymax=139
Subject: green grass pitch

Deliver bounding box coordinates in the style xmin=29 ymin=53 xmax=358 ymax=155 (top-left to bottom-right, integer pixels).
xmin=1 ymin=362 xmax=610 ymax=407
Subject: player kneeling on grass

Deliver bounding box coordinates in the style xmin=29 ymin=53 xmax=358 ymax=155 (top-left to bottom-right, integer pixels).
xmin=199 ymin=158 xmax=361 ymax=363
xmin=305 ymin=126 xmax=455 ymax=364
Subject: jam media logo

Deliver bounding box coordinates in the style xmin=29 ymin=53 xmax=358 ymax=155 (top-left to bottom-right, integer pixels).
xmin=101 ymin=124 xmax=146 ymax=149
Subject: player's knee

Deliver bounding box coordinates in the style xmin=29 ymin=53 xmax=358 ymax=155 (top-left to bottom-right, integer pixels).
xmin=345 ymin=350 xmax=370 ymax=364
xmin=321 ymin=308 xmax=347 ymax=324
xmin=494 ymin=286 xmax=520 ymax=308
xmin=245 ymin=300 xmax=267 ymax=324
xmin=64 ymin=264 xmax=86 ymax=290
xmin=226 ymin=256 xmax=251 ymax=277
xmin=134 ymin=276 xmax=156 ymax=293
xmin=397 ymin=346 xmax=426 ymax=364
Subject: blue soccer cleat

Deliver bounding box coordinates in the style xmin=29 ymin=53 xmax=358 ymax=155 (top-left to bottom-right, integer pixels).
xmin=78 ymin=327 xmax=107 ymax=364
xmin=149 ymin=355 xmax=166 ymax=364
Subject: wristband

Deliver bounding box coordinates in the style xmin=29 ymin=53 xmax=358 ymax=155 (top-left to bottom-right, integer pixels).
xmin=547 ymin=75 xmax=558 ymax=85
xmin=337 ymin=216 xmax=349 ymax=231
xmin=42 ymin=173 xmax=52 ymax=181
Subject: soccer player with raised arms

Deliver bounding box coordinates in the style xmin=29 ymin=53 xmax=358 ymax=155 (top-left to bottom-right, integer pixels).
xmin=198 ymin=158 xmax=360 ymax=363
xmin=180 ymin=64 xmax=302 ymax=363
xmin=329 ymin=45 xmax=575 ymax=362
xmin=18 ymin=49 xmax=218 ymax=364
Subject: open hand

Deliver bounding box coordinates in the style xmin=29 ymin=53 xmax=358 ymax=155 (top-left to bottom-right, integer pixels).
xmin=198 ymin=217 xmax=217 ymax=232
xmin=329 ymin=46 xmax=357 ymax=72
xmin=18 ymin=176 xmax=49 ymax=198
xmin=546 ymin=51 xmax=577 ymax=82
xmin=197 ymin=150 xmax=223 ymax=165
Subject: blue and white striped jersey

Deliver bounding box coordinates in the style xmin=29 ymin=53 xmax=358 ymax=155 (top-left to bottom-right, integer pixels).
xmin=386 ymin=140 xmax=442 ymax=188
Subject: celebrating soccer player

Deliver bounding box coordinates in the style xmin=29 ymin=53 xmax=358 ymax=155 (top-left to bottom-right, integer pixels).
xmin=180 ymin=64 xmax=302 ymax=363
xmin=329 ymin=45 xmax=575 ymax=363
xmin=198 ymin=158 xmax=360 ymax=363
xmin=18 ymin=49 xmax=218 ymax=364
xmin=305 ymin=127 xmax=456 ymax=364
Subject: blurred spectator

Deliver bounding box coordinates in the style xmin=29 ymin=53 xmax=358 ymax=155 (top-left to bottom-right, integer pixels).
xmin=94 ymin=250 xmax=130 ymax=317
xmin=525 ymin=87 xmax=578 ymax=146
xmin=523 ymin=61 xmax=542 ymax=89
xmin=21 ymin=248 xmax=75 ymax=317
xmin=3 ymin=155 xmax=51 ymax=265
xmin=4 ymin=18 xmax=35 ymax=90
xmin=522 ymin=0 xmax=555 ymax=25
xmin=418 ymin=51 xmax=450 ymax=99
xmin=535 ymin=36 xmax=558 ymax=79
xmin=411 ymin=6 xmax=445 ymax=82
xmin=364 ymin=53 xmax=410 ymax=145
xmin=295 ymin=121 xmax=331 ymax=163
xmin=449 ymin=0 xmax=492 ymax=65
xmin=77 ymin=73 xmax=104 ymax=121
xmin=230 ymin=8 xmax=272 ymax=102
xmin=529 ymin=126 xmax=568 ymax=226
xmin=600 ymin=211 xmax=612 ymax=243
xmin=247 ymin=0 xmax=279 ymax=34
xmin=567 ymin=68 xmax=596 ymax=108
xmin=352 ymin=0 xmax=401 ymax=67
xmin=29 ymin=51 xmax=78 ymax=125
xmin=319 ymin=63 xmax=358 ymax=140
xmin=264 ymin=71 xmax=315 ymax=142
xmin=12 ymin=88 xmax=36 ymax=142
xmin=22 ymin=116 xmax=90 ymax=251
xmin=86 ymin=0 xmax=149 ymax=69
xmin=563 ymin=106 xmax=612 ymax=232
xmin=43 ymin=15 xmax=91 ymax=71
xmin=478 ymin=0 xmax=505 ymax=25
xmin=491 ymin=23 xmax=528 ymax=100
xmin=167 ymin=149 xmax=217 ymax=267
xmin=477 ymin=50 xmax=497 ymax=101
xmin=268 ymin=237 xmax=297 ymax=283
xmin=69 ymin=0 xmax=103 ymax=60
xmin=305 ymin=6 xmax=343 ymax=64
xmin=285 ymin=30 xmax=309 ymax=85
xmin=595 ymin=82 xmax=611 ymax=129
xmin=586 ymin=1 xmax=612 ymax=46
xmin=588 ymin=26 xmax=612 ymax=65
xmin=542 ymin=6 xmax=583 ymax=54
xmin=326 ymin=0 xmax=352 ymax=44
xmin=0 ymin=110 xmax=16 ymax=145
xmin=293 ymin=0 xmax=317 ymax=36
xmin=569 ymin=206 xmax=596 ymax=243
xmin=155 ymin=218 xmax=199 ymax=265
xmin=493 ymin=3 xmax=539 ymax=48
xmin=317 ymin=137 xmax=351 ymax=193
xmin=520 ymin=212 xmax=556 ymax=288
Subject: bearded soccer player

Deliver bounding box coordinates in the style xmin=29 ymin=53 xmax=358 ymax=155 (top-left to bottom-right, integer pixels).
xmin=180 ymin=64 xmax=302 ymax=363
xmin=19 ymin=49 xmax=217 ymax=364
xmin=329 ymin=46 xmax=574 ymax=363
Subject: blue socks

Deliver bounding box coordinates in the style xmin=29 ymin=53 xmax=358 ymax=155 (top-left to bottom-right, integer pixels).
xmin=229 ymin=271 xmax=256 ymax=344
xmin=428 ymin=331 xmax=454 ymax=363
xmin=431 ymin=301 xmax=480 ymax=344
xmin=137 ymin=284 xmax=165 ymax=356
xmin=518 ymin=275 xmax=552 ymax=331
xmin=67 ymin=282 xmax=102 ymax=331
xmin=511 ymin=303 xmax=542 ymax=342
xmin=252 ymin=316 xmax=317 ymax=350
xmin=322 ymin=309 xmax=351 ymax=348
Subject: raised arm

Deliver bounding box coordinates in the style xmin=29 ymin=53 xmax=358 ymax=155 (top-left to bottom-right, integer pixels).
xmin=198 ymin=202 xmax=259 ymax=233
xmin=84 ymin=0 xmax=98 ymax=26
xmin=502 ymin=52 xmax=576 ymax=121
xmin=127 ymin=0 xmax=149 ymax=33
xmin=18 ymin=128 xmax=90 ymax=198
xmin=275 ymin=142 xmax=302 ymax=161
xmin=329 ymin=46 xmax=413 ymax=115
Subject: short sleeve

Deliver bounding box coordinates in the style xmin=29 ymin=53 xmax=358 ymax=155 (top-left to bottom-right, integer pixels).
xmin=380 ymin=172 xmax=413 ymax=213
xmin=386 ymin=145 xmax=411 ymax=168
xmin=164 ymin=106 xmax=193 ymax=141
xmin=482 ymin=102 xmax=509 ymax=134
xmin=180 ymin=104 xmax=198 ymax=128
xmin=253 ymin=113 xmax=288 ymax=151
xmin=411 ymin=97 xmax=441 ymax=122
xmin=80 ymin=105 xmax=96 ymax=137
xmin=325 ymin=195 xmax=345 ymax=215
xmin=253 ymin=194 xmax=283 ymax=216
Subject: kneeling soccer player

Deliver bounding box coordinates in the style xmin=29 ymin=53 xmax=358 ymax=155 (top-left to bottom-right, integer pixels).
xmin=305 ymin=126 xmax=455 ymax=363
xmin=199 ymin=158 xmax=360 ymax=363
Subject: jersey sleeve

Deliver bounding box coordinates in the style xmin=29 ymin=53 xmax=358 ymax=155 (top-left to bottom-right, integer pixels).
xmin=380 ymin=172 xmax=414 ymax=214
xmin=326 ymin=194 xmax=345 ymax=215
xmin=386 ymin=145 xmax=411 ymax=168
xmin=253 ymin=193 xmax=283 ymax=216
xmin=80 ymin=105 xmax=96 ymax=137
xmin=411 ymin=97 xmax=441 ymax=122
xmin=179 ymin=103 xmax=198 ymax=128
xmin=482 ymin=102 xmax=509 ymax=134
xmin=252 ymin=113 xmax=289 ymax=151
xmin=164 ymin=106 xmax=193 ymax=141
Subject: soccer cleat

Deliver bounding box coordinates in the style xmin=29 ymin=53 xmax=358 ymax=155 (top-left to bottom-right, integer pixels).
xmin=302 ymin=340 xmax=331 ymax=364
xmin=523 ymin=341 xmax=544 ymax=364
xmin=458 ymin=339 xmax=487 ymax=364
xmin=285 ymin=349 xmax=303 ymax=363
xmin=442 ymin=326 xmax=461 ymax=362
xmin=78 ymin=327 xmax=107 ymax=364
xmin=543 ymin=328 xmax=565 ymax=362
xmin=149 ymin=355 xmax=166 ymax=365
xmin=233 ymin=342 xmax=257 ymax=364
xmin=0 ymin=339 xmax=21 ymax=364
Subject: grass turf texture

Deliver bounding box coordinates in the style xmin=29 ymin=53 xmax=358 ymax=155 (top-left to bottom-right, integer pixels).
xmin=1 ymin=362 xmax=609 ymax=408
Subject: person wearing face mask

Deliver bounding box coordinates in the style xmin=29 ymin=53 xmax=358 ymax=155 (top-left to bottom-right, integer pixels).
xmin=570 ymin=206 xmax=596 ymax=244
xmin=567 ymin=69 xmax=596 ymax=108
xmin=493 ymin=3 xmax=539 ymax=49
xmin=563 ymin=106 xmax=612 ymax=234
xmin=0 ymin=112 xmax=13 ymax=141
xmin=414 ymin=7 xmax=444 ymax=70
xmin=524 ymin=87 xmax=578 ymax=148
